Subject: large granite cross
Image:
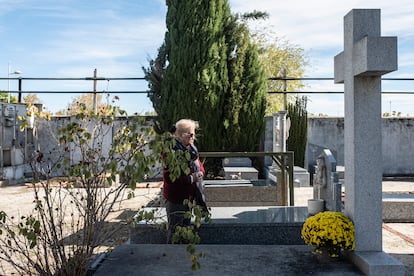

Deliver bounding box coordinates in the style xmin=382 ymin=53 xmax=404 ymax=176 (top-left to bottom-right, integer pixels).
xmin=334 ymin=9 xmax=402 ymax=275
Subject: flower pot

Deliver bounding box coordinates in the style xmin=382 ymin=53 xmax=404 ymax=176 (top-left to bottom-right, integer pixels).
xmin=307 ymin=199 xmax=324 ymax=215
xmin=313 ymin=250 xmax=341 ymax=263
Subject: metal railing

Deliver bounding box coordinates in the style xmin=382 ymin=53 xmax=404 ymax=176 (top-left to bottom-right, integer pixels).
xmin=199 ymin=151 xmax=295 ymax=206
xmin=3 ymin=76 xmax=414 ymax=95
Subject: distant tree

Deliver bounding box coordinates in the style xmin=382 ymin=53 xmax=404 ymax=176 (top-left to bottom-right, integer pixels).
xmin=383 ymin=111 xmax=402 ymax=117
xmin=54 ymin=110 xmax=66 ymax=116
xmin=55 ymin=93 xmax=114 ymax=116
xmin=143 ymin=110 xmax=157 ymax=116
xmin=309 ymin=112 xmax=329 ymax=117
xmin=0 ymin=91 xmax=17 ymax=103
xmin=23 ymin=93 xmax=42 ymax=105
xmin=252 ymin=29 xmax=308 ymax=115
xmin=144 ymin=1 xmax=267 ymax=152
xmin=0 ymin=92 xmax=8 ymax=103
xmin=0 ymin=92 xmax=8 ymax=102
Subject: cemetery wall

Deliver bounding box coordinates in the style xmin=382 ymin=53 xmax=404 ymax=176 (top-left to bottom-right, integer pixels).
xmin=306 ymin=117 xmax=414 ymax=175
xmin=35 ymin=116 xmax=414 ymax=177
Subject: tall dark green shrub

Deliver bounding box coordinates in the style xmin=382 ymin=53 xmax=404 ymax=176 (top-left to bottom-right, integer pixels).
xmin=143 ymin=1 xmax=266 ymax=152
xmin=222 ymin=14 xmax=266 ymax=151
xmin=287 ymin=96 xmax=308 ymax=167
xmin=144 ymin=43 xmax=167 ymax=134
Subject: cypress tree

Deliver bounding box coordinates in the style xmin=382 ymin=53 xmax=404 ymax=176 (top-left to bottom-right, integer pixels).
xmin=144 ymin=42 xmax=167 ymax=134
xmin=287 ymin=96 xmax=308 ymax=167
xmin=223 ymin=14 xmax=266 ymax=151
xmin=144 ymin=1 xmax=266 ymax=153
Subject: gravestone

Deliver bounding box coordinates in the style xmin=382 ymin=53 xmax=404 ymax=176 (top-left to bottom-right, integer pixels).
xmin=306 ymin=142 xmax=340 ymax=184
xmin=273 ymin=111 xmax=288 ymax=153
xmin=130 ymin=206 xmax=308 ymax=245
xmin=205 ymin=157 xmax=279 ymax=206
xmin=222 ymin=157 xmax=258 ymax=180
xmin=264 ymin=111 xmax=288 ymax=166
xmin=265 ymin=112 xmax=310 ymax=188
xmin=313 ymin=149 xmax=342 ymax=212
xmin=334 ymin=9 xmax=403 ymax=275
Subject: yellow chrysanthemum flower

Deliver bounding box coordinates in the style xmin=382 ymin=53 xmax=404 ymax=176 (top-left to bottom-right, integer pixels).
xmin=301 ymin=211 xmax=355 ymax=257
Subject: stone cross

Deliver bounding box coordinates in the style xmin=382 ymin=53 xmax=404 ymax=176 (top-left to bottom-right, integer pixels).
xmin=334 ymin=9 xmax=402 ymax=275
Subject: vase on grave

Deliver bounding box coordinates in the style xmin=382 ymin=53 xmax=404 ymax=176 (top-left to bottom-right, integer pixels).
xmin=307 ymin=199 xmax=324 ymax=216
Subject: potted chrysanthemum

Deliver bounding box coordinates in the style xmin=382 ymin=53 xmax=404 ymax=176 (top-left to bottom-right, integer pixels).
xmin=301 ymin=211 xmax=355 ymax=257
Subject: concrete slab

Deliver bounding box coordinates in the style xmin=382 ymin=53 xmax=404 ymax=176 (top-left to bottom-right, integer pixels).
xmin=349 ymin=251 xmax=405 ymax=276
xmin=382 ymin=194 xmax=414 ymax=222
xmin=203 ymin=179 xmax=253 ymax=187
xmin=222 ymin=157 xmax=252 ymax=167
xmin=223 ymin=167 xmax=258 ymax=180
xmin=204 ymin=185 xmax=280 ymax=207
xmin=130 ymin=206 xmax=308 ymax=245
xmin=269 ymin=166 xmax=310 ymax=187
xmin=92 ymin=244 xmax=364 ymax=276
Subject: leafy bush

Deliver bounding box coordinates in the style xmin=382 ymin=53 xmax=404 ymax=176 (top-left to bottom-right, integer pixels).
xmin=0 ymin=102 xmax=159 ymax=275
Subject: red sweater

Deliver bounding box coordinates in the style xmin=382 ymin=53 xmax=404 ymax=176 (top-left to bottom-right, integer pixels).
xmin=162 ymin=157 xmax=205 ymax=205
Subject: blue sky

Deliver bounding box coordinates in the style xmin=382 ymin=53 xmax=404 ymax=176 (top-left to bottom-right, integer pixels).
xmin=1 ymin=0 xmax=414 ymax=116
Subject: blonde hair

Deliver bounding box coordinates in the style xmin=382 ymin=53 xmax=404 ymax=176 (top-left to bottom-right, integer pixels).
xmin=174 ymin=119 xmax=199 ymax=136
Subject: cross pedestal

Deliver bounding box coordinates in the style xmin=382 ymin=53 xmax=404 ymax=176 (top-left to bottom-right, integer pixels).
xmin=334 ymin=9 xmax=403 ymax=275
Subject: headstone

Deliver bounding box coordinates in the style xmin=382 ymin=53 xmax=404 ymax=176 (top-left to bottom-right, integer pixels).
xmin=291 ymin=166 xmax=310 ymax=187
xmin=313 ymin=149 xmax=342 ymax=212
xmin=334 ymin=9 xmax=403 ymax=275
xmin=271 ymin=166 xmax=310 ymax=187
xmin=264 ymin=111 xmax=289 ymax=166
xmin=222 ymin=157 xmax=252 ymax=167
xmin=265 ymin=111 xmax=309 ymax=189
xmin=273 ymin=111 xmax=288 ymax=153
xmin=222 ymin=157 xmax=258 ymax=180
xmin=306 ymin=142 xmax=338 ymax=182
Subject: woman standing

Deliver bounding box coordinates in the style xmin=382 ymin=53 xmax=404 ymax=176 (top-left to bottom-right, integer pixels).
xmin=162 ymin=119 xmax=205 ymax=243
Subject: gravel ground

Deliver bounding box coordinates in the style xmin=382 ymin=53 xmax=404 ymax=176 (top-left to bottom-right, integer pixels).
xmin=0 ymin=182 xmax=162 ymax=275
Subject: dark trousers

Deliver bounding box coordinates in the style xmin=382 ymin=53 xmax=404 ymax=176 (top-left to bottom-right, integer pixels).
xmin=164 ymin=199 xmax=191 ymax=243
